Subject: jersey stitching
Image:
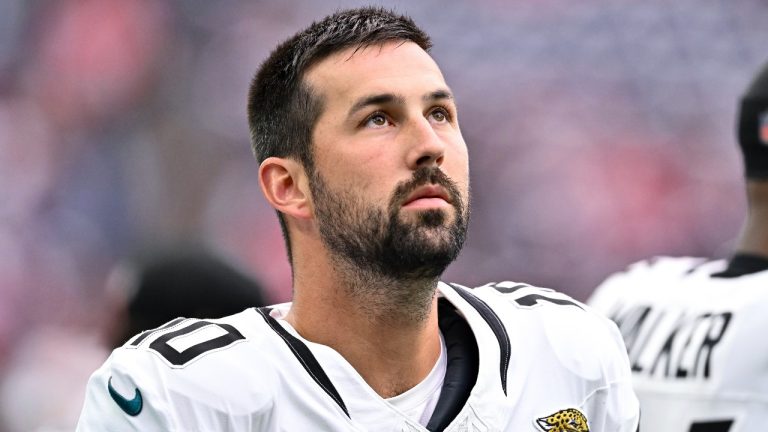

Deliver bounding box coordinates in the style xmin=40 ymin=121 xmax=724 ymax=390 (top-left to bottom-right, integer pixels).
xmin=578 ymin=378 xmax=640 ymax=432
xmin=578 ymin=377 xmax=631 ymax=408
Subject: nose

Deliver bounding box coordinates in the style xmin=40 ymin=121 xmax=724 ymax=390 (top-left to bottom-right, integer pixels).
xmin=406 ymin=117 xmax=445 ymax=170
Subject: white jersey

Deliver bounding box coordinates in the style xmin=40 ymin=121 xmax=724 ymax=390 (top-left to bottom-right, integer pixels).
xmin=589 ymin=256 xmax=768 ymax=432
xmin=77 ymin=281 xmax=639 ymax=431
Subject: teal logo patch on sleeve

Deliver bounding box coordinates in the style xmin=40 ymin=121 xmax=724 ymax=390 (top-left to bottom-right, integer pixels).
xmin=108 ymin=376 xmax=143 ymax=416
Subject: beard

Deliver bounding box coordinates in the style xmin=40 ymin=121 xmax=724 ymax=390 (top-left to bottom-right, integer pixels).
xmin=310 ymin=166 xmax=469 ymax=281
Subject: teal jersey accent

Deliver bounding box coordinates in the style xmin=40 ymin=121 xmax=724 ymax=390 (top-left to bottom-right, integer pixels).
xmin=107 ymin=376 xmax=143 ymax=416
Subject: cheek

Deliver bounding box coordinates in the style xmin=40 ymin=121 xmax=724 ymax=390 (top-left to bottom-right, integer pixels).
xmin=334 ymin=148 xmax=398 ymax=190
xmin=446 ymin=162 xmax=470 ymax=206
xmin=445 ymin=156 xmax=470 ymax=188
xmin=319 ymin=158 xmax=387 ymax=203
xmin=445 ymin=136 xmax=469 ymax=173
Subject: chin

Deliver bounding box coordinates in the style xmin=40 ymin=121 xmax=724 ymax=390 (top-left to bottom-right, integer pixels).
xmin=398 ymin=207 xmax=451 ymax=228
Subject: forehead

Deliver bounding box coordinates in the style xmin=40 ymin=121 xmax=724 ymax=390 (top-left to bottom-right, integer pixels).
xmin=304 ymin=41 xmax=448 ymax=104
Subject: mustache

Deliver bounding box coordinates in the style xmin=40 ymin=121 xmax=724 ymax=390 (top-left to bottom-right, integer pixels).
xmin=390 ymin=167 xmax=463 ymax=210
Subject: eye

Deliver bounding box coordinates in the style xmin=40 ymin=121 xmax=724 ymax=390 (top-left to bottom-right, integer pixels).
xmin=363 ymin=112 xmax=391 ymax=128
xmin=429 ymin=107 xmax=451 ymax=124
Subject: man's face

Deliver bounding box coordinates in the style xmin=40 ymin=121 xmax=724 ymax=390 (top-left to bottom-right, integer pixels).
xmin=304 ymin=41 xmax=470 ymax=279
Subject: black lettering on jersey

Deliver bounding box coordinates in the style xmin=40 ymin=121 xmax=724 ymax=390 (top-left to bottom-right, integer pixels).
xmin=610 ymin=305 xmax=662 ymax=373
xmin=675 ymin=313 xmax=712 ymax=378
xmin=610 ymin=305 xmax=651 ymax=352
xmin=649 ymin=312 xmax=686 ymax=377
xmin=692 ymin=312 xmax=731 ymax=378
xmin=489 ymin=283 xmax=530 ymax=294
xmin=611 ymin=305 xmax=732 ymax=380
xmin=689 ymin=419 xmax=734 ymax=432
xmin=489 ymin=284 xmax=582 ymax=310
xmin=515 ymin=293 xmax=583 ymax=310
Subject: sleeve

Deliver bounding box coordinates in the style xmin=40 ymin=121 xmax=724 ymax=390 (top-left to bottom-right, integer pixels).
xmin=76 ymin=352 xmax=177 ymax=431
xmin=76 ymin=341 xmax=277 ymax=431
xmin=582 ymin=317 xmax=641 ymax=432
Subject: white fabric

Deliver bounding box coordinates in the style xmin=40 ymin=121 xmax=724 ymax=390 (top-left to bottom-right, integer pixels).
xmin=589 ymin=256 xmax=768 ymax=432
xmin=77 ymin=281 xmax=639 ymax=431
xmin=384 ymin=332 xmax=446 ymax=426
xmin=274 ymin=315 xmax=447 ymax=427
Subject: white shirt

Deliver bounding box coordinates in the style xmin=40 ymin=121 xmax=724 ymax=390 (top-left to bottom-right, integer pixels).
xmin=385 ymin=332 xmax=446 ymax=426
xmin=589 ymin=256 xmax=768 ymax=432
xmin=77 ymin=281 xmax=639 ymax=431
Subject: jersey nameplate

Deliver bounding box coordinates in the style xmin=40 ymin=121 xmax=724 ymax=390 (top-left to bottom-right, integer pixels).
xmin=609 ymin=304 xmax=732 ymax=379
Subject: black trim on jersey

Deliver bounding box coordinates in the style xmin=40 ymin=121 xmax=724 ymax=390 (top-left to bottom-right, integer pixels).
xmin=129 ymin=317 xmax=186 ymax=347
xmin=711 ymin=253 xmax=768 ymax=278
xmin=257 ymin=307 xmax=350 ymax=418
xmin=426 ymin=298 xmax=479 ymax=432
xmin=448 ymin=283 xmax=511 ymax=396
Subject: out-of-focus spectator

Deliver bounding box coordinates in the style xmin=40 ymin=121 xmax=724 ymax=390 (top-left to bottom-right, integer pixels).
xmin=0 ymin=246 xmax=268 ymax=432
xmin=104 ymin=246 xmax=270 ymax=348
xmin=587 ymin=59 xmax=768 ymax=431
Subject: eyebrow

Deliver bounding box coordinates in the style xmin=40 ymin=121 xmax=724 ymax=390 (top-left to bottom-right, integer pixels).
xmin=425 ymin=89 xmax=454 ymax=103
xmin=346 ymin=89 xmax=454 ymax=119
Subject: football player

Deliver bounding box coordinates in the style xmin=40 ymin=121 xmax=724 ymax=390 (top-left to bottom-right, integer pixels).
xmin=589 ymin=61 xmax=768 ymax=431
xmin=77 ymin=7 xmax=640 ymax=431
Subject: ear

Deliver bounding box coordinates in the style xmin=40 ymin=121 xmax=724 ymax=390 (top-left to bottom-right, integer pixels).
xmin=259 ymin=157 xmax=313 ymax=221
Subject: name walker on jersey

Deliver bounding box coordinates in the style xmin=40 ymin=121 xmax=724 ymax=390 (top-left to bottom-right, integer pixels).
xmin=608 ymin=304 xmax=731 ymax=379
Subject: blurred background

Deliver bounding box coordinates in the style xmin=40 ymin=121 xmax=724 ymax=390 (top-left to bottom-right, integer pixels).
xmin=0 ymin=0 xmax=766 ymax=429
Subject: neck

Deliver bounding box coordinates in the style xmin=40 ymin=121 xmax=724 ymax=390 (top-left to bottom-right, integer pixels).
xmin=735 ymin=181 xmax=768 ymax=258
xmin=286 ymin=241 xmax=442 ymax=398
xmin=736 ymin=209 xmax=768 ymax=257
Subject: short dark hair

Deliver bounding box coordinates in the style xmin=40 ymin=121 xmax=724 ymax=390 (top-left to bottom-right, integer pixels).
xmin=738 ymin=60 xmax=768 ymax=180
xmin=247 ymin=7 xmax=432 ymax=262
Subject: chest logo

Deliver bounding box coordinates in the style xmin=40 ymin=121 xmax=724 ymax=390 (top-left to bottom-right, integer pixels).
xmin=535 ymin=408 xmax=589 ymax=432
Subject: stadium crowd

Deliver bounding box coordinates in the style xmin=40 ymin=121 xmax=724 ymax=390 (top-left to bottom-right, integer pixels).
xmin=0 ymin=0 xmax=767 ymax=430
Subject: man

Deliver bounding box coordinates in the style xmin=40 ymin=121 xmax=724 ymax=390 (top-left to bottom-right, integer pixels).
xmin=77 ymin=7 xmax=639 ymax=431
xmin=589 ymin=61 xmax=768 ymax=432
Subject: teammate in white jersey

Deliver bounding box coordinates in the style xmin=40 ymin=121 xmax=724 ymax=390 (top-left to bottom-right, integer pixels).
xmin=78 ymin=7 xmax=639 ymax=431
xmin=589 ymin=61 xmax=768 ymax=432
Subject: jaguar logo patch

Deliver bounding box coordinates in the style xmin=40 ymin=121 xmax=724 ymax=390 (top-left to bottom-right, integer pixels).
xmin=534 ymin=408 xmax=589 ymax=432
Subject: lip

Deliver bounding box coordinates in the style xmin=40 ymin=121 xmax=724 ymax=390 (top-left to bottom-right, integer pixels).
xmin=402 ymin=185 xmax=452 ymax=208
